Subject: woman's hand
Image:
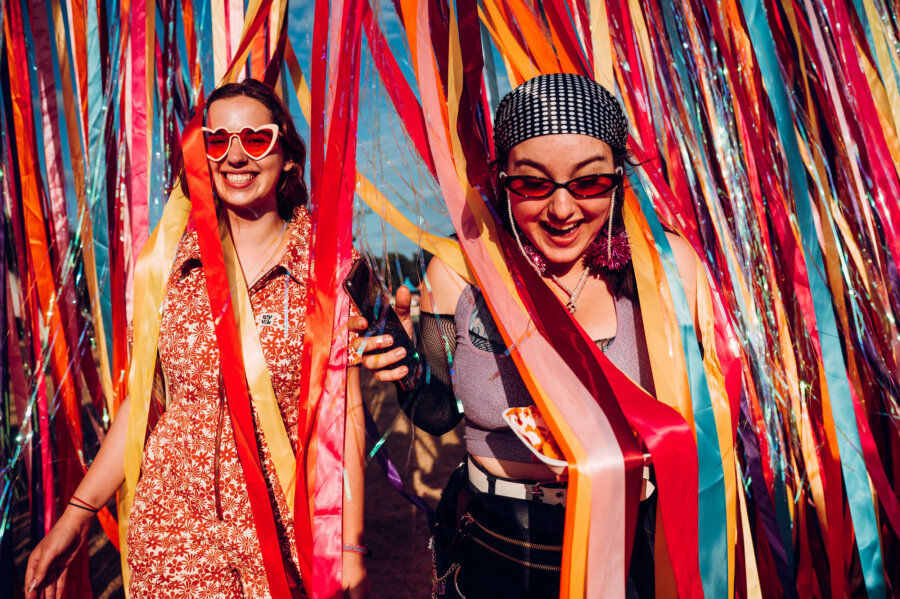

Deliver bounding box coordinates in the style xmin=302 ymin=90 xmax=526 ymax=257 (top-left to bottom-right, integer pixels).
xmin=26 ymin=397 xmax=129 ymax=598
xmin=349 ymin=285 xmax=415 ymax=383
xmin=342 ymin=552 xmax=369 ymax=598
xmin=25 ymin=505 xmax=93 ymax=598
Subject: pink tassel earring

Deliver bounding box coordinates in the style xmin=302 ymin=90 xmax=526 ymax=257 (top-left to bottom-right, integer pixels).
xmin=582 ymin=175 xmax=631 ymax=271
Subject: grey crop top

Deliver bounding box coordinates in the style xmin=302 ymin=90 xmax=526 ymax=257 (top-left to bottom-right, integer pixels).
xmin=453 ymin=285 xmax=655 ymax=463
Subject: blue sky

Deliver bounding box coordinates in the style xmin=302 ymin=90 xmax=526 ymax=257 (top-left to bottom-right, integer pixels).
xmin=287 ymin=1 xmax=455 ymax=258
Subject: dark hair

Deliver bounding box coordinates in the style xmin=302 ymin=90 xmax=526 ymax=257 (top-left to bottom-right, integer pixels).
xmin=492 ymin=143 xmax=638 ymax=300
xmin=177 ymin=79 xmax=308 ymax=220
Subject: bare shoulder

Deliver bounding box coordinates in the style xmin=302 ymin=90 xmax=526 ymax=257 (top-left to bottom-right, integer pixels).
xmin=664 ymin=233 xmax=697 ymax=283
xmin=664 ymin=232 xmax=699 ymax=324
xmin=420 ymin=256 xmax=468 ymax=315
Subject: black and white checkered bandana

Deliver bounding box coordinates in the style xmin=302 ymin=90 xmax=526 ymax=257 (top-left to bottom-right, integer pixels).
xmin=493 ymin=73 xmax=629 ymax=159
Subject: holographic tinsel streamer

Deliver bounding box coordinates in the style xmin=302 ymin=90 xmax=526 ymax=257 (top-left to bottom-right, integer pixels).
xmin=2 ymin=0 xmax=251 ymax=590
xmin=2 ymin=0 xmax=899 ymax=596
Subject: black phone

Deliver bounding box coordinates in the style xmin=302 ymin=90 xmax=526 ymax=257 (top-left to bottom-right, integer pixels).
xmin=343 ymin=259 xmax=422 ymax=391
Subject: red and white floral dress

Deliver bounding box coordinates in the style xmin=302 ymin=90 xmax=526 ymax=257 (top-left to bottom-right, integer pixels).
xmin=126 ymin=207 xmax=355 ymax=598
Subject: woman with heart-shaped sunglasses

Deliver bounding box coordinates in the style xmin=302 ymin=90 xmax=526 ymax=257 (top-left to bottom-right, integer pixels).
xmin=25 ymin=79 xmax=369 ymax=599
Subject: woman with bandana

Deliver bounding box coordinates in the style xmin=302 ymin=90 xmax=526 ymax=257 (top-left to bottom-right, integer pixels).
xmin=352 ymin=73 xmax=699 ymax=598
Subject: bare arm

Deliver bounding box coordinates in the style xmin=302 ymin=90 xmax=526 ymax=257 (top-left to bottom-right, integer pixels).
xmin=25 ymin=398 xmax=131 ymax=598
xmin=67 ymin=398 xmax=130 ymax=506
xmin=419 ymin=256 xmax=466 ymax=315
xmin=342 ymin=367 xmax=368 ymax=598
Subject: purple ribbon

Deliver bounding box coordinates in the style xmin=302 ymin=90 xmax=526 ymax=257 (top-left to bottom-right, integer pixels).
xmin=363 ymin=398 xmax=435 ymax=518
xmin=739 ymin=392 xmax=797 ymax=597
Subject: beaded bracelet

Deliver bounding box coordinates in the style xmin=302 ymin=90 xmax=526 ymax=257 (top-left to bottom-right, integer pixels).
xmin=342 ymin=542 xmax=371 ymax=557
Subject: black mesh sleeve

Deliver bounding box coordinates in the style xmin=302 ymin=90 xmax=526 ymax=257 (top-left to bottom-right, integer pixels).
xmin=395 ymin=312 xmax=463 ymax=436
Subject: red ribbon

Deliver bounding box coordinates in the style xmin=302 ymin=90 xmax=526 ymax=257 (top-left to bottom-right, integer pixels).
xmin=543 ymin=0 xmax=592 ymax=76
xmin=262 ymin=14 xmax=288 ymax=88
xmin=454 ymin=0 xmax=494 ymax=189
xmin=175 ymin=1 xmax=299 ymax=593
xmin=290 ymin=1 xmax=333 ymax=589
xmin=129 ymin=0 xmax=150 ymax=259
xmin=361 ymin=0 xmax=436 ymax=178
xmin=293 ymin=0 xmax=364 ymax=594
xmin=6 ymin=5 xmax=91 ymax=593
xmin=504 ymin=245 xmax=647 ymax=579
xmin=822 ymin=0 xmax=900 ymax=263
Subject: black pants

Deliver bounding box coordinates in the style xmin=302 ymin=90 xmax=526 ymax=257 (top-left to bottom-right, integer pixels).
xmin=429 ymin=462 xmax=656 ymax=599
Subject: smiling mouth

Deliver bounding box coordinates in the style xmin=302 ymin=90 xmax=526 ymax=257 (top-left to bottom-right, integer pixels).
xmin=224 ymin=172 xmax=257 ymax=184
xmin=541 ymin=221 xmax=580 ymax=237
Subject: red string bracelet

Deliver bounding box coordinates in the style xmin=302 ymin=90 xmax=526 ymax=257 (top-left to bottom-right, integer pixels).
xmin=70 ymin=495 xmax=101 ymax=512
xmin=68 ymin=502 xmax=99 ymax=514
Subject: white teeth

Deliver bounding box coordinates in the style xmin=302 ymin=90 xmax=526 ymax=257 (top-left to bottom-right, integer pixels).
xmin=225 ymin=172 xmax=255 ymax=183
xmin=545 ymin=223 xmax=578 ymax=234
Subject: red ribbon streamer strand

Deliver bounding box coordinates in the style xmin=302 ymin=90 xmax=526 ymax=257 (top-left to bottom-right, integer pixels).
xmin=361 ymin=0 xmax=436 ymax=178
xmin=294 ymin=0 xmax=364 ymax=594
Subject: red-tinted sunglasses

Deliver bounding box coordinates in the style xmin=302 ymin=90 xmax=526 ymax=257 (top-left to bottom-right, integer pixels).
xmin=202 ymin=124 xmax=280 ymax=161
xmin=500 ymin=172 xmax=622 ymax=199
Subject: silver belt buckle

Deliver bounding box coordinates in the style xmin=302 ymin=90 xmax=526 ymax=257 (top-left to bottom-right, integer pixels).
xmin=529 ymin=483 xmax=566 ymax=507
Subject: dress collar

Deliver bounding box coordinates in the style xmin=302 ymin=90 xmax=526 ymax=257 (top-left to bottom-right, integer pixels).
xmin=270 ymin=205 xmax=310 ymax=286
xmin=173 ymin=205 xmax=311 ymax=287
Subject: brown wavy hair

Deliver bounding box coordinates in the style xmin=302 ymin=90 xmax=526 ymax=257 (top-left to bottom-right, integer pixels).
xmin=177 ymin=79 xmax=308 ymax=220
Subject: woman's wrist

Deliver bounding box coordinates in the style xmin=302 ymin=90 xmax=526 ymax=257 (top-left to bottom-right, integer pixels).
xmin=60 ymin=502 xmax=97 ymax=525
xmin=67 ymin=501 xmax=99 ymax=515
xmin=69 ymin=494 xmax=100 ymax=511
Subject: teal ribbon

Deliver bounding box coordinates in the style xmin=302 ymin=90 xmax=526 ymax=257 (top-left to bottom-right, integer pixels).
xmin=739 ymin=1 xmax=885 ymax=596
xmin=632 ymin=177 xmax=728 ymax=598
xmin=480 ymin=21 xmax=501 ymax=116
xmin=86 ymin=0 xmax=102 ymax=158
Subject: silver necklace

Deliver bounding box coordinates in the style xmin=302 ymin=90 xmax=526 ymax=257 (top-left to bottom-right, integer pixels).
xmin=550 ymin=268 xmax=591 ymax=313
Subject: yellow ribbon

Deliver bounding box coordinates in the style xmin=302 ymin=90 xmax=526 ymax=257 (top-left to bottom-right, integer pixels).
xmin=211 ymin=0 xmax=228 ymax=81
xmin=354 ymin=174 xmax=473 ymax=283
xmin=219 ymin=213 xmax=296 ymax=506
xmin=119 ymin=189 xmax=192 ymax=589
xmin=737 ymin=459 xmax=763 ymax=598
xmin=862 ymin=0 xmax=900 ymax=169
xmin=590 ymin=0 xmax=615 ymax=90
xmin=623 ymin=193 xmax=693 ymax=424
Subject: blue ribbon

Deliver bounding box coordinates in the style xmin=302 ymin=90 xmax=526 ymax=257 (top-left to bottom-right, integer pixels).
xmin=632 ymin=177 xmax=728 ymax=598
